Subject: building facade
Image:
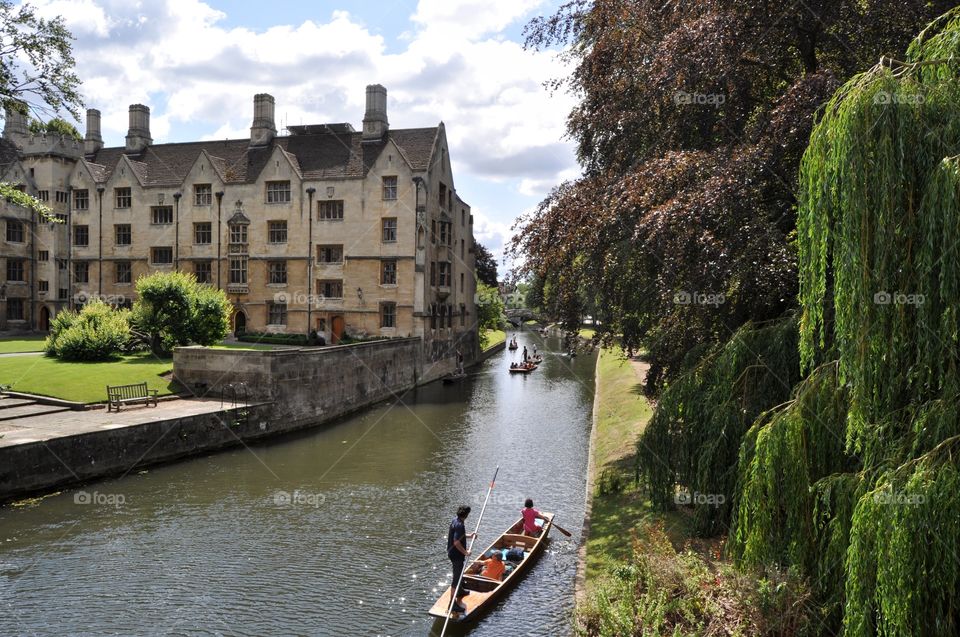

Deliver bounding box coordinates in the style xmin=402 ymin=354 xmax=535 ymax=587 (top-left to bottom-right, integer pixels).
xmin=0 ymin=85 xmax=478 ymax=358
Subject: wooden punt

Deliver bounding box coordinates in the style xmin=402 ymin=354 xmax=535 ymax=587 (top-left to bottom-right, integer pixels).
xmin=508 ymin=365 xmax=535 ymax=374
xmin=508 ymin=344 xmax=518 ymax=350
xmin=428 ymin=513 xmax=554 ymax=622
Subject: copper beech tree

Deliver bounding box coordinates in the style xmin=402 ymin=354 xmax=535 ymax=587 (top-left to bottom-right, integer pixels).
xmin=511 ymin=0 xmax=952 ymax=391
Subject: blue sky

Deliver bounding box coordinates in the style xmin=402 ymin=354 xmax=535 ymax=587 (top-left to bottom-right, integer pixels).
xmin=25 ymin=0 xmax=579 ymax=274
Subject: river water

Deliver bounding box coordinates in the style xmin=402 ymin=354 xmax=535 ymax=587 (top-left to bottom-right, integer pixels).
xmin=0 ymin=333 xmax=597 ymax=637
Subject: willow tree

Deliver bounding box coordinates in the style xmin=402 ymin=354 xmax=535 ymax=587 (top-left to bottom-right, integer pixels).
xmin=731 ymin=8 xmax=960 ymax=635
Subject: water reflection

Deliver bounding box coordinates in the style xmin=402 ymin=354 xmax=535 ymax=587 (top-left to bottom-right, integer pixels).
xmin=0 ymin=333 xmax=597 ymax=636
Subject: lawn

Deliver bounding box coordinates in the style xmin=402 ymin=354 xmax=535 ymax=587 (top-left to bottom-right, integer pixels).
xmin=482 ymin=329 xmax=506 ymax=351
xmin=0 ymin=335 xmax=47 ymax=354
xmin=584 ymin=347 xmax=675 ymax=588
xmin=0 ymin=352 xmax=178 ymax=403
xmin=579 ymin=327 xmax=596 ymax=339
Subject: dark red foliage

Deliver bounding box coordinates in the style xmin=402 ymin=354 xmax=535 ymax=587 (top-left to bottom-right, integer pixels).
xmin=513 ymin=0 xmax=951 ymax=391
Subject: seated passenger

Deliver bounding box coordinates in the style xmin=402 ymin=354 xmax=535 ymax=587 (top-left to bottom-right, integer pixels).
xmin=521 ymin=498 xmax=549 ymax=536
xmin=477 ymin=551 xmax=506 ymax=581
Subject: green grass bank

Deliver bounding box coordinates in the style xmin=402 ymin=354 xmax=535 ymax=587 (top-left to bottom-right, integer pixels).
xmin=0 ymin=352 xmax=178 ymax=403
xmin=0 ymin=336 xmax=46 ymax=354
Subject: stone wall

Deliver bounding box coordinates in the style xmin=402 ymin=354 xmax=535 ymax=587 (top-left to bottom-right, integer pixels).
xmin=173 ymin=338 xmax=457 ymax=426
xmin=0 ymin=403 xmax=274 ymax=503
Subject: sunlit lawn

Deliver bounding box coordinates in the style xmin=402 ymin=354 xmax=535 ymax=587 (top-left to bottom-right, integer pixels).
xmin=482 ymin=329 xmax=506 ymax=351
xmin=579 ymin=327 xmax=596 ymax=339
xmin=584 ymin=347 xmax=662 ymax=587
xmin=0 ymin=352 xmax=178 ymax=403
xmin=0 ymin=336 xmax=47 ymax=354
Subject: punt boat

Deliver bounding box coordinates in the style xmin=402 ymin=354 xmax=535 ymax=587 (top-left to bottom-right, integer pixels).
xmin=428 ymin=513 xmax=554 ymax=622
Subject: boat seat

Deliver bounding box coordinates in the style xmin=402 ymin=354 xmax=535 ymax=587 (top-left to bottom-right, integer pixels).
xmin=501 ymin=534 xmax=536 ymax=549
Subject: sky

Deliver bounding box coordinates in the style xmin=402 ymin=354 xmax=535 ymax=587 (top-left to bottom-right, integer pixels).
xmin=24 ymin=0 xmax=581 ymax=274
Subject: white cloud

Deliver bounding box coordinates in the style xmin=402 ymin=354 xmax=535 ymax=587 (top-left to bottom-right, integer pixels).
xmin=26 ymin=0 xmax=580 ymax=243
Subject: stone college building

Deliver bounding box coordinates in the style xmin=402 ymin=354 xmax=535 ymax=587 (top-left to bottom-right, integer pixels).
xmin=0 ymin=85 xmax=479 ymax=357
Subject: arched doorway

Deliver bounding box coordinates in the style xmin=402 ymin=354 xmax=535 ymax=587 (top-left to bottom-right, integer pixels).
xmin=38 ymin=306 xmax=50 ymax=332
xmin=234 ymin=310 xmax=247 ymax=336
xmin=331 ymin=315 xmax=344 ymax=344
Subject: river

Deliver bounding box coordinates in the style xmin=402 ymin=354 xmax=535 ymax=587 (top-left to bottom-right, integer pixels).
xmin=0 ymin=333 xmax=597 ymax=636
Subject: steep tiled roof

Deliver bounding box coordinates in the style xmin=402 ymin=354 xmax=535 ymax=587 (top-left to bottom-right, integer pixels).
xmin=83 ymin=126 xmax=439 ymax=186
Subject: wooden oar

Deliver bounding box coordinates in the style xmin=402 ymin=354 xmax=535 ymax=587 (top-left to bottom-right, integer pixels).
xmin=440 ymin=466 xmax=499 ymax=637
xmin=551 ymin=520 xmax=573 ymax=537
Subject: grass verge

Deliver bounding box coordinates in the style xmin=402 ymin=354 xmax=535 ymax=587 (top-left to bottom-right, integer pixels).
xmin=584 ymin=347 xmax=658 ymax=585
xmin=579 ymin=327 xmax=596 ymax=339
xmin=0 ymin=352 xmax=178 ymax=403
xmin=482 ymin=329 xmax=506 ymax=352
xmin=0 ymin=336 xmax=47 ymax=354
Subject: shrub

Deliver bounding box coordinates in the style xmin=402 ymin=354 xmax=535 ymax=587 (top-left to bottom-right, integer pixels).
xmin=131 ymin=272 xmax=231 ymax=355
xmin=44 ymin=300 xmax=131 ymax=361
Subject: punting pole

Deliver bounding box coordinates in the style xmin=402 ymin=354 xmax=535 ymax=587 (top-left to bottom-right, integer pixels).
xmin=440 ymin=465 xmax=499 ymax=637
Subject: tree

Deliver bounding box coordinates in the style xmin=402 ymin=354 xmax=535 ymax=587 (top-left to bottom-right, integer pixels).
xmin=474 ymin=243 xmax=498 ymax=286
xmin=131 ymin=272 xmax=231 ymax=356
xmin=1 ymin=1 xmax=83 ymax=222
xmin=28 ymin=117 xmax=80 ymax=140
xmin=476 ymin=280 xmax=505 ymax=348
xmin=512 ymin=0 xmax=954 ymax=391
xmin=0 ymin=1 xmax=83 ymax=120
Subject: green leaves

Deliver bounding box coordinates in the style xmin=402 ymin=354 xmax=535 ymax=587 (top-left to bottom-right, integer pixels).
xmin=131 ymin=272 xmax=231 ymax=356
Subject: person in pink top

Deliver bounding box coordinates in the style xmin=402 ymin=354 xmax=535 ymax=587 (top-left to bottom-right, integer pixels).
xmin=521 ymin=498 xmax=548 ymax=536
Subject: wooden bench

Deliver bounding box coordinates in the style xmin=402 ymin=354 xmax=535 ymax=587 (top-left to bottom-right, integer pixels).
xmin=106 ymin=382 xmax=159 ymax=412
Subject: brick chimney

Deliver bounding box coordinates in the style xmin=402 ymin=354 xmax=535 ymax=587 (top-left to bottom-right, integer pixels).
xmin=84 ymin=108 xmax=103 ymax=155
xmin=250 ymin=93 xmax=276 ymax=147
xmin=125 ymin=104 xmax=152 ymax=153
xmin=362 ymin=84 xmax=388 ymax=143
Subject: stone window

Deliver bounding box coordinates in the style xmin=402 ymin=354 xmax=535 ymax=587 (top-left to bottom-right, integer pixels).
xmin=38 ymin=280 xmax=49 ymax=293
xmin=229 ymin=224 xmax=247 ymax=244
xmin=151 ymin=206 xmax=173 ymax=224
xmin=115 ymin=224 xmax=132 ymax=246
xmin=37 ymin=190 xmax=49 ymax=202
xmin=268 ymin=260 xmax=287 ymax=285
xmin=268 ymin=220 xmax=287 ymax=244
xmin=55 ymin=191 xmax=69 ymax=204
xmin=58 ymin=287 xmax=68 ymax=299
xmin=194 ymin=222 xmax=212 ymax=245
xmin=74 ymin=189 xmax=89 ymax=211
xmin=318 ymin=200 xmax=343 ymax=220
xmin=229 ymin=257 xmax=247 ymax=284
xmin=438 ymin=262 xmax=451 ymax=287
xmin=74 ymin=261 xmax=89 ymax=284
xmin=38 ymin=250 xmax=48 ymax=262
xmin=430 ymin=261 xmax=436 ymax=286
xmin=317 ymin=245 xmax=343 ymax=264
xmin=461 ymin=239 xmax=465 ymax=260
xmin=6 ymin=259 xmax=25 ymax=281
xmin=266 ymin=180 xmax=291 ymax=204
xmin=317 ymin=279 xmax=343 ymax=299
xmin=194 ymin=184 xmax=212 ymax=206
xmin=116 ymin=261 xmax=132 ymax=284
xmin=6 ymin=298 xmax=23 ymax=320
xmin=115 ymin=187 xmax=131 ymax=208
xmin=382 ymin=176 xmax=398 ymax=200
xmin=151 ymin=247 xmax=173 ymax=265
xmin=380 ymin=302 xmax=396 ymax=328
xmin=381 ymin=259 xmax=397 ymax=285
xmin=460 ymin=272 xmax=464 ymax=293
xmin=268 ymin=301 xmax=287 ymax=325
xmin=431 ymin=219 xmax=436 ymax=244
xmin=73 ymin=224 xmax=89 ymax=247
xmin=447 ymin=303 xmax=454 ymax=328
xmin=195 ymin=261 xmax=212 ymax=284
xmin=461 ymin=208 xmax=465 ymax=226
xmin=382 ymin=217 xmax=397 ymax=243
xmin=5 ymin=220 xmax=24 ymax=243
xmin=460 ymin=303 xmax=466 ymax=327
xmin=439 ymin=183 xmax=446 ymax=208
